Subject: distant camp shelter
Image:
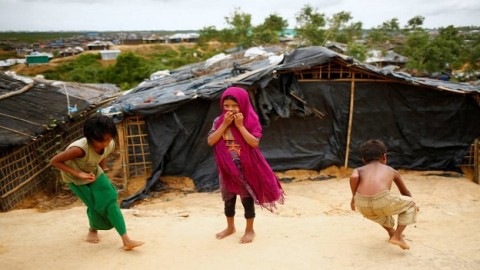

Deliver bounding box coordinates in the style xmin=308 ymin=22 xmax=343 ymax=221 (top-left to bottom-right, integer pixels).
xmin=100 ymin=50 xmax=121 ymax=60
xmin=102 ymin=46 xmax=480 ymax=208
xmin=26 ymin=54 xmax=50 ymax=66
xmin=86 ymin=40 xmax=113 ymax=50
xmin=0 ymin=72 xmax=119 ymax=211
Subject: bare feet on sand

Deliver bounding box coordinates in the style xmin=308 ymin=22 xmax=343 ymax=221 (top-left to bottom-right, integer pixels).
xmin=384 ymin=227 xmax=405 ymax=239
xmin=86 ymin=229 xmax=99 ymax=243
xmin=240 ymin=230 xmax=255 ymax=244
xmin=121 ymin=234 xmax=144 ymax=251
xmin=122 ymin=240 xmax=144 ymax=251
xmin=216 ymin=227 xmax=236 ymax=239
xmin=389 ymin=237 xmax=410 ymax=250
xmin=387 ymin=231 xmax=405 ymax=239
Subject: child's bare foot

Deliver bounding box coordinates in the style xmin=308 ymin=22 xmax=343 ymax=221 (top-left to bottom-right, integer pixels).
xmin=240 ymin=230 xmax=255 ymax=244
xmin=389 ymin=237 xmax=410 ymax=250
xmin=86 ymin=229 xmax=99 ymax=243
xmin=216 ymin=227 xmax=236 ymax=239
xmin=387 ymin=231 xmax=405 ymax=239
xmin=122 ymin=240 xmax=144 ymax=251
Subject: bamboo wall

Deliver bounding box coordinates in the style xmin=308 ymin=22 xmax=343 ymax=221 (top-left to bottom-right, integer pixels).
xmin=0 ymin=114 xmax=89 ymax=211
xmin=117 ymin=116 xmax=151 ymax=188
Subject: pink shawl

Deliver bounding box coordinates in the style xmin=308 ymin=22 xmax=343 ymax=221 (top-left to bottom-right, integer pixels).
xmin=213 ymin=87 xmax=284 ymax=211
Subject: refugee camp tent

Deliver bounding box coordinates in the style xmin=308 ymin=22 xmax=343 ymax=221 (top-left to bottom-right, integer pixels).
xmin=0 ymin=72 xmax=119 ymax=211
xmin=103 ymin=46 xmax=480 ymax=208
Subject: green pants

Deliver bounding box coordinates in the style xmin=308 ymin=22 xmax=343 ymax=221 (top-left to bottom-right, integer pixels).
xmin=68 ymin=173 xmax=127 ymax=235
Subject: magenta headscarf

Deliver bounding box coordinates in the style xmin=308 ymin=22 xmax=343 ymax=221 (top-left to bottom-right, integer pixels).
xmin=213 ymin=87 xmax=284 ymax=211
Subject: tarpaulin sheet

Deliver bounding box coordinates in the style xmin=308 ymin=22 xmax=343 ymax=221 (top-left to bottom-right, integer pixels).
xmin=119 ymin=46 xmax=480 ymax=208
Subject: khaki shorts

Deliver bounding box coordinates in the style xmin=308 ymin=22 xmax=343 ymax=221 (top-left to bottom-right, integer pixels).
xmin=355 ymin=190 xmax=417 ymax=228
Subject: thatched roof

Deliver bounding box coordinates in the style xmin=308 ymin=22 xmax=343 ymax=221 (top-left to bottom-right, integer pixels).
xmin=0 ymin=72 xmax=120 ymax=148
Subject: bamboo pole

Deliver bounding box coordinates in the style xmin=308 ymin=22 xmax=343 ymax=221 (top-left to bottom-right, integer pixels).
xmin=344 ymin=73 xmax=356 ymax=168
xmin=0 ymin=83 xmax=34 ymax=100
xmin=475 ymin=138 xmax=479 ymax=184
xmin=117 ymin=121 xmax=128 ymax=189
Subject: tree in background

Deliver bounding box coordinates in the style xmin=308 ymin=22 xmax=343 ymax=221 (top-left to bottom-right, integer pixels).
xmin=104 ymin=52 xmax=152 ymax=90
xmin=252 ymin=13 xmax=288 ymax=45
xmin=423 ymin=26 xmax=464 ymax=73
xmin=224 ymin=7 xmax=252 ymax=49
xmin=400 ymin=16 xmax=430 ymax=73
xmin=197 ymin=26 xmax=220 ymax=47
xmin=295 ymin=4 xmax=326 ymax=46
xmin=366 ymin=18 xmax=401 ymax=50
xmin=347 ymin=42 xmax=368 ymax=62
xmin=326 ymin=11 xmax=362 ymax=44
xmin=324 ymin=11 xmax=365 ymax=61
xmin=43 ymin=54 xmax=105 ymax=83
xmin=460 ymin=29 xmax=480 ymax=79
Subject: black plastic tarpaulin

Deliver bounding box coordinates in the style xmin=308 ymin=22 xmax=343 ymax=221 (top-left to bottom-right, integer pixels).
xmin=113 ymin=46 xmax=480 ymax=208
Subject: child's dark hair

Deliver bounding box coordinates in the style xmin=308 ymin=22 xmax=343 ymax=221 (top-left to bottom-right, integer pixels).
xmin=360 ymin=140 xmax=387 ymax=163
xmin=223 ymin=95 xmax=238 ymax=102
xmin=84 ymin=115 xmax=118 ymax=143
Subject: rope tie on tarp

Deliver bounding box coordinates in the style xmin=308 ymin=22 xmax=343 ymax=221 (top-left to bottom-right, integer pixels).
xmin=63 ymin=83 xmax=73 ymax=117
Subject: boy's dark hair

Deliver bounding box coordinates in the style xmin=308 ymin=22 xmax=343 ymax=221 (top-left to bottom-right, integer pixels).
xmin=360 ymin=140 xmax=387 ymax=163
xmin=84 ymin=115 xmax=118 ymax=143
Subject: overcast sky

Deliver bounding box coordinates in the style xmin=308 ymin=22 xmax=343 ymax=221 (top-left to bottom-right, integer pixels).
xmin=0 ymin=0 xmax=479 ymax=32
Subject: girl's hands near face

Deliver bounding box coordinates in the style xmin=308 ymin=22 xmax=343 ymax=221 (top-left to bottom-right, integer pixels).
xmin=223 ymin=111 xmax=235 ymax=125
xmin=233 ymin=112 xmax=244 ymax=127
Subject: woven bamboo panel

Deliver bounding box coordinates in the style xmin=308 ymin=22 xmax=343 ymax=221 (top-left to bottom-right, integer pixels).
xmin=459 ymin=139 xmax=480 ymax=184
xmin=118 ymin=116 xmax=151 ymax=186
xmin=0 ymin=115 xmax=88 ymax=211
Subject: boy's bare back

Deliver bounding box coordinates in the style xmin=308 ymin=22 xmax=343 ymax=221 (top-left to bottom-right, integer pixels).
xmin=352 ymin=162 xmax=398 ymax=196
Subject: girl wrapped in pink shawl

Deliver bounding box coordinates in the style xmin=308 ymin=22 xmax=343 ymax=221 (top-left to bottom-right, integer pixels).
xmin=208 ymin=86 xmax=284 ymax=243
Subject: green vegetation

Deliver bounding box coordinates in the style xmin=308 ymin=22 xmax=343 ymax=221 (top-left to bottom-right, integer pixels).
xmin=43 ymin=54 xmax=105 ymax=84
xmin=201 ymin=5 xmax=478 ymax=80
xmin=41 ymin=45 xmax=221 ymax=90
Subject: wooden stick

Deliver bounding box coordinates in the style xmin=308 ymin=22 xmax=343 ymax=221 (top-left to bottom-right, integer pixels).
xmin=0 ymin=83 xmax=34 ymax=100
xmin=289 ymin=92 xmax=325 ymax=118
xmin=117 ymin=121 xmax=128 ymax=189
xmin=344 ymin=74 xmax=355 ymax=168
xmin=475 ymin=138 xmax=479 ymax=184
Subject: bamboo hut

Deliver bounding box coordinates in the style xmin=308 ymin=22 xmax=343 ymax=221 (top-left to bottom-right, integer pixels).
xmin=0 ymin=72 xmax=119 ymax=211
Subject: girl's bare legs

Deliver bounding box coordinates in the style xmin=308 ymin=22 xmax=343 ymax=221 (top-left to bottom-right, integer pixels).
xmin=240 ymin=218 xmax=255 ymax=244
xmin=86 ymin=228 xmax=99 ymax=243
xmin=216 ymin=216 xmax=236 ymax=239
xmin=121 ymin=233 xmax=144 ymax=251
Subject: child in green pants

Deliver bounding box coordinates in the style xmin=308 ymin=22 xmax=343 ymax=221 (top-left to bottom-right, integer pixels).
xmin=51 ymin=115 xmax=143 ymax=250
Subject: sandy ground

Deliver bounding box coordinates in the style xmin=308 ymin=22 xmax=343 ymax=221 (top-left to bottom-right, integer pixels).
xmin=1 ymin=170 xmax=480 ymax=270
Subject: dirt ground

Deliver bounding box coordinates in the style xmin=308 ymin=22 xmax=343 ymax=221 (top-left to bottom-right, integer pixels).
xmin=2 ymin=156 xmax=480 ymax=270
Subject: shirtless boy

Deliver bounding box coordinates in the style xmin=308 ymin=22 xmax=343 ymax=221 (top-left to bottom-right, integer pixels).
xmin=350 ymin=140 xmax=417 ymax=250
